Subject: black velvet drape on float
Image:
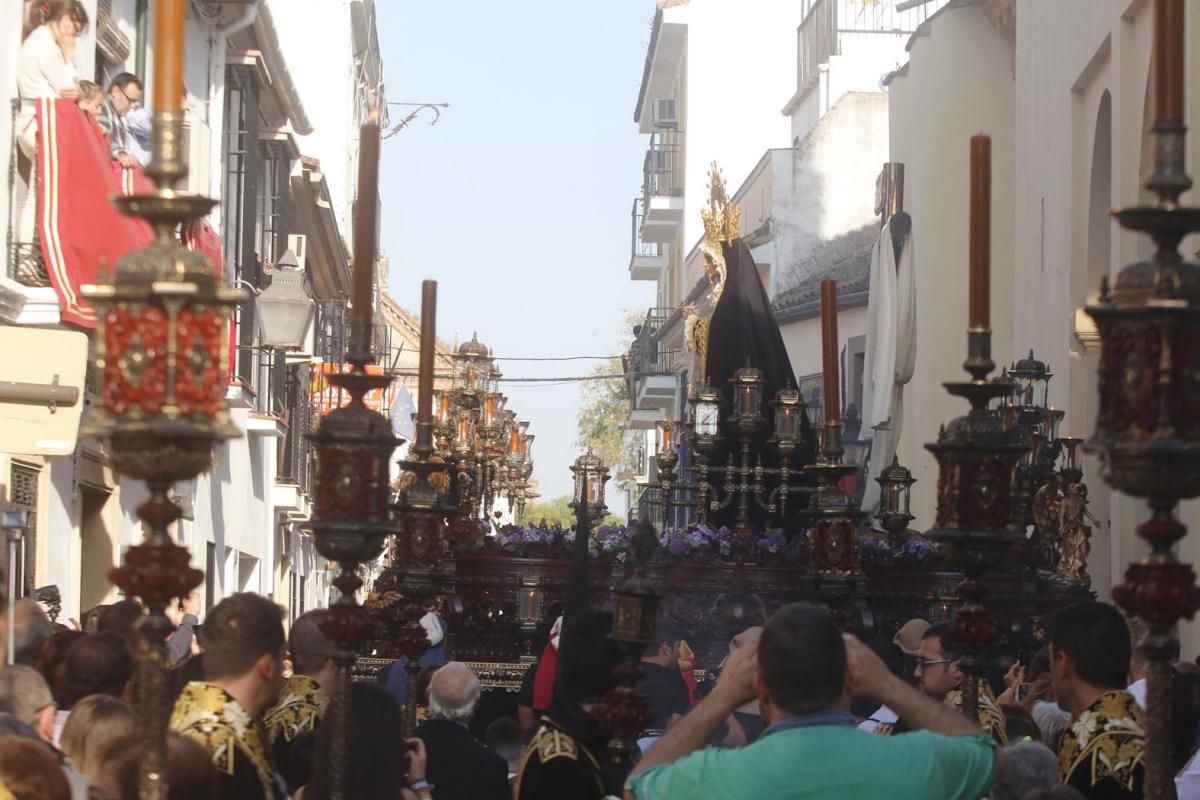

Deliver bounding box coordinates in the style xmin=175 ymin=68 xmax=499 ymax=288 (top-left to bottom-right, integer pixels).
xmin=701 ymin=238 xmax=815 ymax=529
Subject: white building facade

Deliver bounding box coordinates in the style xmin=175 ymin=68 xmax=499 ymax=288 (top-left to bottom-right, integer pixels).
xmin=0 ymin=0 xmax=386 ymax=623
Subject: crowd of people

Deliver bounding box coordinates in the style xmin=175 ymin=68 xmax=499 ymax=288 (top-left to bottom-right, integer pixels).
xmin=0 ymin=585 xmax=1195 ymax=799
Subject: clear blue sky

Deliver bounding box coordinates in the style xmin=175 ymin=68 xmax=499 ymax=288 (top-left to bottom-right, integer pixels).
xmin=376 ymin=2 xmax=658 ymax=504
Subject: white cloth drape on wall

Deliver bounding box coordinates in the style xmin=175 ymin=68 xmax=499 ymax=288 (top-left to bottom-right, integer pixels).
xmin=861 ymin=222 xmax=916 ymax=516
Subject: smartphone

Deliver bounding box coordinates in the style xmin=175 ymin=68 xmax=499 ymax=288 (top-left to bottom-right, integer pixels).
xmin=1015 ymin=683 xmax=1031 ymax=702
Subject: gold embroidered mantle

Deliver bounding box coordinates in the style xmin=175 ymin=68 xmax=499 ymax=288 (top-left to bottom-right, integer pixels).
xmin=946 ymin=677 xmax=1008 ymax=745
xmin=1058 ymin=690 xmax=1145 ymax=791
xmin=170 ymin=681 xmax=275 ymax=796
xmin=515 ymin=717 xmax=604 ymax=797
xmin=264 ymin=674 xmax=327 ymax=744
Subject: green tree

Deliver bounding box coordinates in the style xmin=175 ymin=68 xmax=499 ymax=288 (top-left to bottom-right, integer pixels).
xmin=522 ymin=496 xmax=576 ymax=527
xmin=576 ymin=356 xmax=640 ymax=475
xmin=522 ymin=496 xmax=622 ymax=528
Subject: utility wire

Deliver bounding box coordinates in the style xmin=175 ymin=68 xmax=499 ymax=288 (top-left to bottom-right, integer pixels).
xmin=490 ymin=355 xmax=620 ymax=362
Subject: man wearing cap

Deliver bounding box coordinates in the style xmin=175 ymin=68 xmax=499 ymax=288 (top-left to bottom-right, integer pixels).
xmin=859 ymin=618 xmax=929 ymax=734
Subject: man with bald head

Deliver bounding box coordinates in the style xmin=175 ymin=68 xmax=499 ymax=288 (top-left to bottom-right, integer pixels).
xmin=416 ymin=661 xmax=511 ymax=800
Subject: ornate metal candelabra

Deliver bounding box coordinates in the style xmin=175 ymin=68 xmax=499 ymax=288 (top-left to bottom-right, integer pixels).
xmin=875 ymin=456 xmax=916 ymax=548
xmin=925 ymin=327 xmax=1026 ymax=721
xmin=652 ymin=371 xmax=815 ymax=537
xmin=594 ymin=519 xmax=660 ymax=763
xmin=429 ymin=335 xmax=534 ymax=530
xmin=82 ymin=3 xmax=242 ymax=796
xmin=304 ymin=121 xmax=398 ymax=800
xmin=1085 ymin=1 xmax=1200 ymax=794
xmin=391 ymin=282 xmax=460 ymax=735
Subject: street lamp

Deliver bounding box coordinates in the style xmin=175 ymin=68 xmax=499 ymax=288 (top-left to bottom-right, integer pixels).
xmin=256 ymin=250 xmax=315 ymax=349
xmin=256 ymin=250 xmax=315 ymax=414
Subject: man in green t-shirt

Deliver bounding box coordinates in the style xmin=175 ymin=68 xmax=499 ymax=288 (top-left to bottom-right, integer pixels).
xmin=625 ymin=604 xmax=999 ymax=800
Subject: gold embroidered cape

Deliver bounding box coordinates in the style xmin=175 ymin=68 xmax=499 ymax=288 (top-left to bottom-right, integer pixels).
xmin=170 ymin=681 xmax=276 ymax=797
xmin=264 ymin=674 xmax=326 ymax=745
xmin=1058 ymin=690 xmax=1145 ymax=792
xmin=515 ymin=717 xmax=605 ymax=799
xmin=946 ymin=677 xmax=1009 ymax=745
xmin=0 ymin=780 xmax=13 ymax=800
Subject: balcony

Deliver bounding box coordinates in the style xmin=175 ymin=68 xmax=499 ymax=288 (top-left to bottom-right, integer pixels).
xmin=796 ymin=0 xmax=946 ymax=92
xmin=623 ymin=307 xmax=680 ymax=429
xmin=640 ymin=133 xmax=684 ymax=243
xmin=629 ymin=198 xmax=667 ymax=281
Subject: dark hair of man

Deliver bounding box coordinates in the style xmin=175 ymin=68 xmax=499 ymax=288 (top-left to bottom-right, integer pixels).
xmin=1027 ymin=647 xmax=1052 ymax=683
xmin=1049 ymin=601 xmax=1130 ymax=691
xmin=108 ymin=72 xmax=143 ymax=93
xmin=62 ymin=632 xmax=133 ymax=708
xmin=99 ymin=731 xmax=216 ymax=800
xmin=922 ymin=623 xmax=962 ymax=662
xmin=485 ymin=716 xmax=522 ymax=763
xmin=97 ymin=600 xmax=142 ymax=643
xmin=649 ymin=616 xmax=683 ymax=651
xmin=201 ymin=593 xmax=285 ymax=681
xmin=288 ymin=610 xmax=333 ymax=676
xmin=758 ymin=603 xmax=846 ymax=715
xmin=306 ymin=683 xmax=410 ymax=800
xmin=0 ymin=736 xmax=70 ymax=800
xmin=556 ymin=610 xmax=620 ymax=704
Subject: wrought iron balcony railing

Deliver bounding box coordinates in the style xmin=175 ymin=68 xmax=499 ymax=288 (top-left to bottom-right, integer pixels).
xmin=642 ymin=133 xmax=683 ymax=203
xmin=631 ymin=197 xmax=663 ymax=259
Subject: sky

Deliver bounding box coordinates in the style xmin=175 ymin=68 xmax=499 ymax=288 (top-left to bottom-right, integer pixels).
xmin=376 ymin=1 xmax=657 ymax=504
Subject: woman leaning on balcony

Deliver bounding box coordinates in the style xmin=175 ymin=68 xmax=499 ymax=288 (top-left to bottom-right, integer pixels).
xmin=13 ymin=1 xmax=88 ymax=260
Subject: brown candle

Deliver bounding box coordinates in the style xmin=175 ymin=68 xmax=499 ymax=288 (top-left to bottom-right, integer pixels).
xmin=969 ymin=135 xmax=991 ymax=329
xmin=820 ymin=279 xmax=840 ymax=424
xmin=1153 ymin=0 xmax=1184 ymax=122
xmin=351 ymin=123 xmax=381 ymax=322
xmin=153 ymin=0 xmax=185 ymax=112
xmin=661 ymin=421 xmax=673 ymax=454
xmin=438 ymin=391 xmax=450 ymax=424
xmin=417 ymin=280 xmax=436 ymax=423
xmin=509 ymin=426 xmax=521 ymax=455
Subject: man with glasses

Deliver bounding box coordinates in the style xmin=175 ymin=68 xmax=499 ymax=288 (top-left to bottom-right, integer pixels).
xmin=916 ymin=623 xmax=1008 ymax=744
xmin=97 ymin=72 xmax=144 ymax=168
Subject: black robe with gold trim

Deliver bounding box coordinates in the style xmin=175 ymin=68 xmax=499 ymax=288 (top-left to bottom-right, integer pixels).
xmin=515 ymin=703 xmax=631 ymax=800
xmin=1058 ymin=690 xmax=1145 ymax=800
xmin=264 ymin=674 xmax=326 ymax=793
xmin=170 ymin=681 xmax=285 ymax=800
xmin=946 ymin=677 xmax=1008 ymax=745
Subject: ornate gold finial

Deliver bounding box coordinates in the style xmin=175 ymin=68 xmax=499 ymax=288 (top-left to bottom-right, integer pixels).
xmin=701 ymin=162 xmax=741 ymax=245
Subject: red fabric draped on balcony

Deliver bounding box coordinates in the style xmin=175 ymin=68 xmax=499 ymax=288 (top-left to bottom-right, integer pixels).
xmin=35 ymin=98 xmax=153 ymax=328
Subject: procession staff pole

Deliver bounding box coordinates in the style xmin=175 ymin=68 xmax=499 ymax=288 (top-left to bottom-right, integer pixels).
xmin=1088 ymin=2 xmax=1200 ymax=796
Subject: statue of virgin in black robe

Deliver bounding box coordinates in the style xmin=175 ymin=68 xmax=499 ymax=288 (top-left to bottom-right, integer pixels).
xmin=699 ymin=237 xmax=816 ymax=529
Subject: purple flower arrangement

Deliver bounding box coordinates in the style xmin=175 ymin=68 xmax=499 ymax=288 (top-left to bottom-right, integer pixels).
xmin=859 ymin=533 xmax=939 ymax=568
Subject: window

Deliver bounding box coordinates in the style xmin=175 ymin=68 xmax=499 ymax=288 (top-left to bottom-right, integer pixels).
xmin=8 ymin=463 xmax=37 ymax=596
xmin=223 ymin=65 xmax=262 ymax=381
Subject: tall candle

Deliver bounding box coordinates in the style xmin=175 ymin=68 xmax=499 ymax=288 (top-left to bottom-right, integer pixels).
xmin=153 ymin=0 xmax=185 ymax=112
xmin=509 ymin=426 xmax=521 ymax=455
xmin=661 ymin=421 xmax=674 ymax=454
xmin=418 ymin=280 xmax=436 ymax=423
xmin=969 ymin=135 xmax=991 ymax=329
xmin=438 ymin=392 xmax=450 ymax=424
xmin=820 ymin=279 xmax=840 ymax=424
xmin=351 ymin=123 xmax=381 ymax=322
xmin=1153 ymin=0 xmax=1184 ymax=122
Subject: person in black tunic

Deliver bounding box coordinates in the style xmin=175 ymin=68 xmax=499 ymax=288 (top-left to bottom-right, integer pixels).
xmin=171 ymin=592 xmax=288 ymax=799
xmin=1050 ymin=602 xmax=1145 ymax=800
xmin=515 ymin=610 xmax=632 ymax=800
xmin=636 ymin=617 xmax=690 ymax=737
